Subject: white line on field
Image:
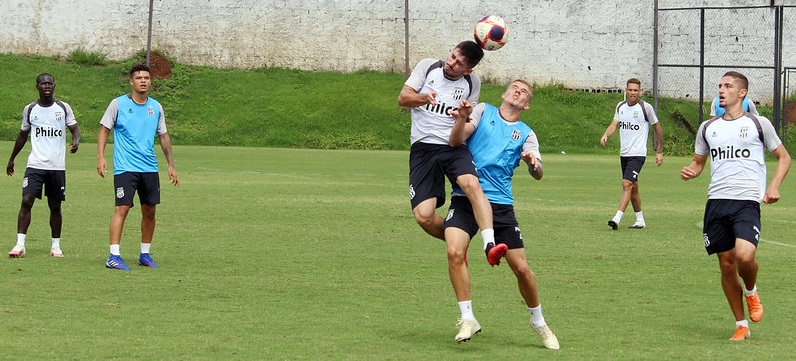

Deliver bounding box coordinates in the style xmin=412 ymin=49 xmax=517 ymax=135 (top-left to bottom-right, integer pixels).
xmin=695 ymin=222 xmax=796 ymax=248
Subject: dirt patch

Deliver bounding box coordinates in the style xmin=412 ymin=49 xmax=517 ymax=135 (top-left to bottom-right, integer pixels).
xmin=146 ymin=52 xmax=173 ymax=79
xmin=785 ymin=102 xmax=796 ymax=125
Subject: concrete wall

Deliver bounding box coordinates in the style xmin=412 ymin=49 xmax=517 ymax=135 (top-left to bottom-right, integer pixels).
xmin=2 ymin=0 xmax=796 ymax=98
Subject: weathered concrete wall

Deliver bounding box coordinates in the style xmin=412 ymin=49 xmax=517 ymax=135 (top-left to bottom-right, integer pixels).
xmin=2 ymin=0 xmax=795 ymax=98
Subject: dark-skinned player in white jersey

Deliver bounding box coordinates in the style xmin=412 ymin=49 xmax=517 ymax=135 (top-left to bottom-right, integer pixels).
xmin=7 ymin=73 xmax=80 ymax=258
xmin=681 ymin=71 xmax=791 ymax=341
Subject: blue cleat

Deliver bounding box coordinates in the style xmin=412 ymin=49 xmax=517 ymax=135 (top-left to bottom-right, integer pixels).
xmin=106 ymin=255 xmax=131 ymax=271
xmin=138 ymin=253 xmax=159 ymax=268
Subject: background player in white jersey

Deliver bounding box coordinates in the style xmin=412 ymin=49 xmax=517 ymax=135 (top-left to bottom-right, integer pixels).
xmin=7 ymin=73 xmax=80 ymax=258
xmin=600 ymin=78 xmax=663 ymax=230
xmin=443 ymin=80 xmax=559 ymax=349
xmin=398 ymin=41 xmax=505 ymax=265
xmin=97 ymin=64 xmax=180 ymax=271
xmin=681 ymin=71 xmax=791 ymax=341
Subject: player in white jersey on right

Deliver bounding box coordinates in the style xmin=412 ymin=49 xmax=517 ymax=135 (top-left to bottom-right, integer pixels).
xmin=7 ymin=73 xmax=80 ymax=258
xmin=681 ymin=71 xmax=791 ymax=341
xmin=600 ymin=78 xmax=663 ymax=230
xmin=398 ymin=41 xmax=506 ymax=266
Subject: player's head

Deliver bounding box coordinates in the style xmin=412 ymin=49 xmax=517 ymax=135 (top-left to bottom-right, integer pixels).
xmin=35 ymin=73 xmax=55 ymax=98
xmin=501 ymin=79 xmax=533 ymax=111
xmin=444 ymin=41 xmax=484 ymax=80
xmin=718 ymin=71 xmax=749 ymax=109
xmin=625 ymin=78 xmax=641 ymax=104
xmin=129 ymin=64 xmax=152 ymax=94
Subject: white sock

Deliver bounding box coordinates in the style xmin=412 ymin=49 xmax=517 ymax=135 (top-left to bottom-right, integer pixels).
xmin=529 ymin=305 xmax=546 ymax=328
xmin=141 ymin=242 xmax=152 ymax=254
xmin=736 ymin=319 xmax=749 ymax=328
xmin=109 ymin=244 xmax=121 ymax=256
xmin=612 ymin=211 xmax=624 ymax=224
xmin=482 ymin=229 xmax=495 ymax=250
xmin=635 ymin=211 xmax=645 ymax=223
xmin=744 ymin=285 xmax=757 ymax=297
xmin=51 ymin=238 xmax=61 ymax=249
xmin=458 ymin=300 xmax=475 ymax=321
xmin=16 ymin=233 xmax=26 ymax=247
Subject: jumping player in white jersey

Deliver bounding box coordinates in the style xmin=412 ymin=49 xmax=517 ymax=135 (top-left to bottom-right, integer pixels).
xmin=97 ymin=64 xmax=180 ymax=271
xmin=681 ymin=71 xmax=791 ymax=341
xmin=398 ymin=41 xmax=506 ymax=266
xmin=7 ymin=73 xmax=80 ymax=258
xmin=444 ymin=80 xmax=559 ymax=349
xmin=600 ymin=78 xmax=663 ymax=230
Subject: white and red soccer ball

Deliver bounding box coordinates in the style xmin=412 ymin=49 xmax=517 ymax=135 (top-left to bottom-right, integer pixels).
xmin=474 ymin=15 xmax=508 ymax=51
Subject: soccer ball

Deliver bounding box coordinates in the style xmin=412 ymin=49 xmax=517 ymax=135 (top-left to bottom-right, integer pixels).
xmin=473 ymin=15 xmax=508 ymax=51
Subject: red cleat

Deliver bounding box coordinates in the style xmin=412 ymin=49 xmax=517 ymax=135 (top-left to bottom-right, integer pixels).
xmin=485 ymin=243 xmax=508 ymax=266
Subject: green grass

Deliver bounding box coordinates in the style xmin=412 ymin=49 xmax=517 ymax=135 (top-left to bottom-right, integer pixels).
xmin=5 ymin=52 xmax=792 ymax=156
xmin=1 ymin=142 xmax=795 ymax=359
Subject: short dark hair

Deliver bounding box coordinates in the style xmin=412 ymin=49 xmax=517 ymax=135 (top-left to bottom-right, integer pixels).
xmin=723 ymin=71 xmax=749 ymax=91
xmin=129 ymin=64 xmax=151 ymax=77
xmin=36 ymin=73 xmax=54 ymax=84
xmin=626 ymin=78 xmax=641 ymax=87
xmin=455 ymin=41 xmax=484 ymax=69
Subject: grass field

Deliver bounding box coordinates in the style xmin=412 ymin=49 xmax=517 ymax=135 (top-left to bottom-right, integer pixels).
xmin=0 ymin=142 xmax=795 ymax=360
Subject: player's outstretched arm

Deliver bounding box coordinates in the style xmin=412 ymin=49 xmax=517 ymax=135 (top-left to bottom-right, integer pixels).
xmin=763 ymin=145 xmax=791 ymax=204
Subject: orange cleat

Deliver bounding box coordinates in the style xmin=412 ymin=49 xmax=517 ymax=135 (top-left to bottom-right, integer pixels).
xmin=729 ymin=325 xmax=750 ymax=341
xmin=746 ymin=293 xmax=763 ymax=323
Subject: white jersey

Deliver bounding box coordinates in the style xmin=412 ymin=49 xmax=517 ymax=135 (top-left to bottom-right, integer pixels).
xmin=695 ymin=114 xmax=782 ymax=202
xmin=614 ymin=100 xmax=658 ymax=156
xmin=405 ymin=58 xmax=481 ymax=145
xmin=21 ymin=100 xmax=77 ymax=170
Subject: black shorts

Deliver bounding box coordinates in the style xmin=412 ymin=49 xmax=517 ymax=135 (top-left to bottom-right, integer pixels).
xmin=443 ymin=196 xmax=524 ymax=249
xmin=409 ymin=142 xmax=478 ymax=209
xmin=620 ymin=156 xmax=646 ymax=182
xmin=114 ymin=172 xmax=160 ymax=207
xmin=22 ymin=168 xmax=66 ymax=201
xmin=702 ymin=199 xmax=761 ymax=255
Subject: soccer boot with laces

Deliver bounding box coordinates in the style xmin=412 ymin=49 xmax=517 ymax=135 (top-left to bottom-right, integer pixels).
xmin=138 ymin=253 xmax=159 ymax=268
xmin=8 ymin=245 xmax=26 ymax=258
xmin=746 ymin=292 xmax=763 ymax=323
xmin=454 ymin=319 xmax=481 ymax=343
xmin=106 ymin=255 xmax=131 ymax=271
xmin=729 ymin=325 xmax=750 ymax=341
xmin=532 ymin=323 xmax=560 ymax=350
xmin=50 ymin=246 xmax=64 ymax=258
xmin=485 ymin=242 xmax=508 ymax=266
xmin=608 ymin=220 xmax=618 ymax=230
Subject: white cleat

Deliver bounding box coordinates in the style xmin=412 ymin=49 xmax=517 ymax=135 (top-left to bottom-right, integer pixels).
xmin=8 ymin=245 xmax=26 ymax=258
xmin=532 ymin=323 xmax=560 ymax=350
xmin=628 ymin=221 xmax=646 ymax=229
xmin=454 ymin=319 xmax=481 ymax=343
xmin=51 ymin=247 xmax=64 ymax=258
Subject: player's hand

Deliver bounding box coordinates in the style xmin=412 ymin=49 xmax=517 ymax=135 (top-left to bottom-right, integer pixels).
xmin=450 ymin=100 xmax=472 ymax=122
xmin=69 ymin=141 xmax=79 ymax=153
xmin=763 ymin=189 xmax=780 ymax=204
xmin=680 ymin=166 xmax=698 ymax=180
xmin=6 ymin=161 xmax=14 ymax=176
xmin=600 ymin=135 xmax=608 ymax=147
xmin=97 ymin=158 xmax=107 ymax=178
xmin=168 ymin=166 xmax=180 ymax=187
xmin=522 ymin=151 xmax=538 ymax=170
xmin=656 ymin=153 xmax=663 ymax=166
xmin=422 ymin=91 xmax=438 ymax=106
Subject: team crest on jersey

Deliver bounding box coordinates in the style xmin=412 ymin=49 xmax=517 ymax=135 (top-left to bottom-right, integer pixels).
xmin=633 ymin=110 xmax=640 ymax=118
xmin=511 ymin=129 xmax=521 ymax=141
xmin=739 ymin=126 xmax=749 ymax=139
xmin=116 ymin=187 xmax=125 ymax=199
xmin=452 ymin=87 xmax=465 ymax=100
xmin=55 ymin=112 xmax=63 ymax=122
xmin=148 ymin=106 xmax=154 ymax=116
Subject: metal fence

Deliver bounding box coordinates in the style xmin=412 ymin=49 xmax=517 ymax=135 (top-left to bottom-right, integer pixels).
xmin=653 ymin=4 xmax=796 ymax=138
